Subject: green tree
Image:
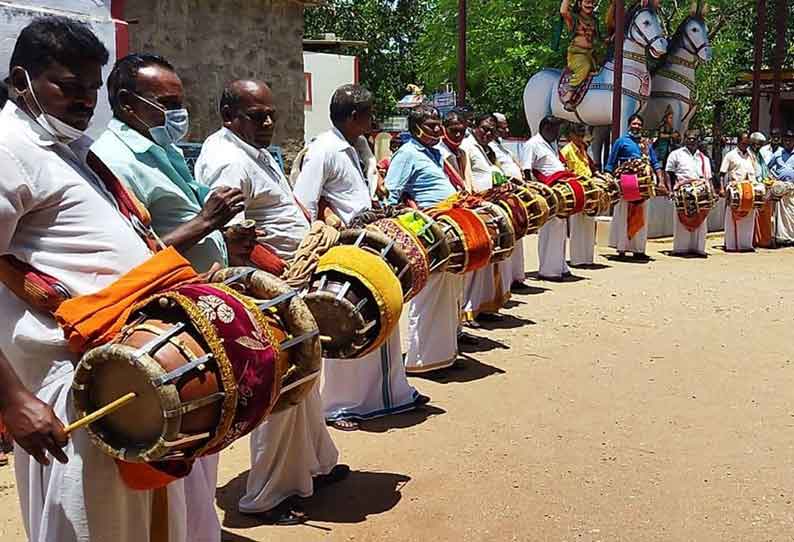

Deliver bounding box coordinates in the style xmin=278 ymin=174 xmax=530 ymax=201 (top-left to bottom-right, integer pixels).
xmin=305 ymin=0 xmax=431 ymax=118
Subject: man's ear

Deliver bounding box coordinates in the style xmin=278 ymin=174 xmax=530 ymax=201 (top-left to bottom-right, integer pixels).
xmin=9 ymin=66 xmax=29 ymax=96
xmin=116 ymin=89 xmax=137 ymax=117
xmin=221 ymin=104 xmax=234 ymax=125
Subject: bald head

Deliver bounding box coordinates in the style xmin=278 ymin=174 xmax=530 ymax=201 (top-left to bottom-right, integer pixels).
xmin=220 ymin=79 xmax=276 ymax=148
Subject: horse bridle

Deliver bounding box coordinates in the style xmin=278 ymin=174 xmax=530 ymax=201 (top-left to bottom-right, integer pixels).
xmin=629 ymin=8 xmax=667 ymax=55
xmin=682 ymin=23 xmax=708 ymax=57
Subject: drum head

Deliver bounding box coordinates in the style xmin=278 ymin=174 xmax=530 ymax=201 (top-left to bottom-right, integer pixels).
xmin=339 ymin=228 xmax=414 ymax=298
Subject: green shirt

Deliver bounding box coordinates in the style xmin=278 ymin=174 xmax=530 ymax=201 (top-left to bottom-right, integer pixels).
xmin=91 ymin=119 xmax=227 ymax=272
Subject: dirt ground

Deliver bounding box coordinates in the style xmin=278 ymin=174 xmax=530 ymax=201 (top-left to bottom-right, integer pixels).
xmin=2 ymin=235 xmax=794 ymax=542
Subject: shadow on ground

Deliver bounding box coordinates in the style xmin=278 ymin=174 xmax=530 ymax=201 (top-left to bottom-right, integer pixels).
xmin=411 ymin=353 xmax=506 ymax=384
xmin=359 ymin=405 xmax=446 ymax=433
xmin=475 ymin=314 xmax=536 ymax=331
xmin=568 ymin=262 xmax=611 ymax=270
xmin=217 ymin=469 xmax=411 ymax=529
xmin=526 ymin=271 xmax=588 ymax=282
xmin=659 ymin=250 xmax=708 ymax=259
xmin=603 ymin=254 xmax=655 ymax=264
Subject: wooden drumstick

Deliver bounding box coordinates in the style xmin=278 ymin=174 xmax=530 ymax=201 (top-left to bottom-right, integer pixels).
xmin=64 ymin=392 xmax=138 ymax=435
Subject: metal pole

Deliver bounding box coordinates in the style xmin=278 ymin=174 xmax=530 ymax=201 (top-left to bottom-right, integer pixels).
xmin=712 ymin=99 xmax=724 ymax=189
xmin=457 ymin=0 xmax=467 ymax=106
xmin=750 ymin=0 xmax=766 ymax=132
xmin=610 ymin=0 xmax=625 ymax=141
xmin=770 ymin=0 xmax=787 ymax=131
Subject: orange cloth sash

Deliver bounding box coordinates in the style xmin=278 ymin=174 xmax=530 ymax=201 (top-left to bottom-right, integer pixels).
xmin=754 ymin=200 xmax=774 ymax=248
xmin=54 ymin=247 xmax=198 ymax=353
xmin=627 ymin=202 xmax=645 ymax=240
xmin=677 ymin=208 xmax=710 ymax=233
xmin=734 ymin=182 xmax=754 ymax=220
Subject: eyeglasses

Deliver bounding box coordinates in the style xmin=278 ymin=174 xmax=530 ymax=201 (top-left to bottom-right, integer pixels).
xmin=241 ymin=109 xmax=276 ymax=124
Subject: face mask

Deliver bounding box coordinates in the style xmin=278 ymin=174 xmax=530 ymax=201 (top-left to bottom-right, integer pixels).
xmin=416 ymin=125 xmax=440 ymax=147
xmin=133 ymin=93 xmax=189 ymax=146
xmin=22 ymin=70 xmax=85 ymax=144
xmin=629 ymin=128 xmax=642 ymax=139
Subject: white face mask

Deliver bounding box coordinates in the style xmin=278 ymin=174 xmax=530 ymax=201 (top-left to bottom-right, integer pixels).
xmin=22 ymin=70 xmax=85 ymax=144
xmin=132 ymin=92 xmax=189 ymax=147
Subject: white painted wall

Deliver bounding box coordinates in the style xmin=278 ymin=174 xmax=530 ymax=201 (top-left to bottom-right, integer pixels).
xmin=0 ymin=1 xmax=120 ymax=138
xmin=303 ymin=51 xmax=356 ymax=143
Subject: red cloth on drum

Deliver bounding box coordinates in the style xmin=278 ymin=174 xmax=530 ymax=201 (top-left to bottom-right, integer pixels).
xmin=678 ymin=209 xmax=710 ymax=233
xmin=566 ymin=179 xmax=586 ymax=214
xmin=532 ymin=169 xmax=577 ymax=186
xmin=627 ymin=202 xmax=645 ymax=240
xmin=54 ymin=247 xmax=198 ymax=353
xmin=734 ymin=182 xmax=755 ymax=220
xmin=442 ymin=207 xmax=492 ymax=272
xmin=250 ymin=243 xmax=287 ymax=276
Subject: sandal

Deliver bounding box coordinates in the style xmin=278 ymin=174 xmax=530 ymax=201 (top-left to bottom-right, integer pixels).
xmin=328 ymin=419 xmax=359 ymax=431
xmin=257 ymin=501 xmax=305 ymax=526
xmin=0 ymin=452 xmax=8 ymax=467
xmin=313 ymin=464 xmax=351 ymax=491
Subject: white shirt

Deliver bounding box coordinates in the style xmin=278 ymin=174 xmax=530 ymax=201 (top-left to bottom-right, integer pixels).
xmin=489 ymin=138 xmax=523 ymax=180
xmin=759 ymin=144 xmax=776 ymax=165
xmin=720 ymin=147 xmax=757 ymax=184
xmin=460 ymin=134 xmax=500 ymax=192
xmin=195 ymin=128 xmax=309 ymax=259
xmin=293 ymin=128 xmax=372 ymax=226
xmin=666 ymin=146 xmax=711 ymax=182
xmin=0 ymin=102 xmax=152 ymax=391
xmin=520 ymin=133 xmax=565 ymax=178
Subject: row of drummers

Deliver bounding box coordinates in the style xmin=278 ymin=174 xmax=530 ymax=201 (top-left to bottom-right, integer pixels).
xmin=68 ymin=158 xmax=643 ymax=470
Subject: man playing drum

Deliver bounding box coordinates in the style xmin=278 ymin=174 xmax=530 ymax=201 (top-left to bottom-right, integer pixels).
xmin=521 ymin=116 xmax=570 ymax=280
xmin=720 ymin=132 xmax=758 ymax=252
xmin=666 ymin=130 xmax=713 ymax=257
xmin=560 ymin=123 xmax=598 ymax=266
xmin=491 ymin=112 xmax=530 ymax=290
xmin=385 ymin=105 xmax=460 ymax=373
xmin=605 ymin=114 xmax=665 ymax=260
xmin=294 ymin=84 xmax=428 ymax=431
xmin=195 ymin=79 xmax=347 ymax=524
xmin=438 ymin=108 xmax=474 ymax=193
xmin=461 ymin=113 xmax=512 ymax=321
xmin=768 ymin=129 xmax=794 ymax=246
xmin=0 ymin=17 xmax=191 ymax=542
xmin=92 ymin=53 xmax=250 ymax=542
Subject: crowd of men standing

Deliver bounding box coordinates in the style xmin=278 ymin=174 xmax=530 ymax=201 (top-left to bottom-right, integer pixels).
xmin=0 ymin=14 xmax=793 ymax=542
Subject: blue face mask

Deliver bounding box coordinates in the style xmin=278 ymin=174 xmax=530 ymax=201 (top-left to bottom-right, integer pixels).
xmin=132 ymin=93 xmax=189 ymax=147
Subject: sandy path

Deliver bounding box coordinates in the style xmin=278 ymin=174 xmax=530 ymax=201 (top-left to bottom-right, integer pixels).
xmin=2 ymin=236 xmax=794 ymax=542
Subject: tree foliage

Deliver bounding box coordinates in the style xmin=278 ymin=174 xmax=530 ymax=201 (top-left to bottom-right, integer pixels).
xmin=304 ymin=0 xmax=430 ymax=118
xmin=307 ymin=0 xmax=793 ymax=136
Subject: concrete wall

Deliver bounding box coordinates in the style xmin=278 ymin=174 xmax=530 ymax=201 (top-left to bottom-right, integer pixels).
xmin=123 ymin=0 xmax=306 ymax=160
xmin=303 ymin=51 xmax=356 ymax=143
xmin=0 ymin=1 xmax=121 ymax=139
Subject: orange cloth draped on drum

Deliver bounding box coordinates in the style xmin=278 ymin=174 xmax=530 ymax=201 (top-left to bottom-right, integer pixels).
xmin=734 ymin=182 xmax=755 ymax=220
xmin=627 ymin=202 xmax=645 ymax=240
xmin=250 ymin=243 xmax=287 ymax=276
xmin=54 ymin=247 xmax=198 ymax=353
xmin=754 ymin=200 xmax=774 ymax=248
xmin=316 ymin=245 xmax=404 ymax=357
xmin=440 ymin=207 xmax=492 ymax=272
xmin=677 ymin=208 xmax=710 ymax=232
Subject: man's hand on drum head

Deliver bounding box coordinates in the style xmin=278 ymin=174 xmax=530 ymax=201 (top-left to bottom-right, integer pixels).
xmin=200 ymin=186 xmax=246 ymax=230
xmin=2 ymin=389 xmax=68 ymax=465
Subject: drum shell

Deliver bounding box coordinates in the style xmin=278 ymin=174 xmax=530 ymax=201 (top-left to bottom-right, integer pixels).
xmin=369 ymin=218 xmax=429 ymax=301
xmin=673 ymin=181 xmax=715 ymax=217
xmin=338 ymin=228 xmax=414 ymax=301
xmin=393 ymin=210 xmax=452 ymax=273
xmin=472 ymin=202 xmax=516 ymax=263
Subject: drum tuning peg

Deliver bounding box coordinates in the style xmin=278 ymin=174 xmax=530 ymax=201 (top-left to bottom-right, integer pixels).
xmin=158 ymin=297 xmax=171 ymax=308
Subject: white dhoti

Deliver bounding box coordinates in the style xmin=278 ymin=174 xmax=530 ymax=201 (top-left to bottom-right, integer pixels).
xmin=13 ymin=371 xmax=186 ymax=542
xmin=170 ymin=455 xmax=218 ymax=542
xmin=609 ymin=200 xmax=648 ymax=254
xmin=510 ymin=240 xmax=526 ymax=283
xmin=321 ymin=327 xmax=419 ymax=421
xmin=538 ymin=216 xmax=569 ymax=278
xmin=724 ymin=207 xmax=756 ymax=251
xmin=462 ymin=263 xmax=508 ymax=321
xmin=403 ymin=272 xmax=460 ymax=374
xmin=775 ymin=195 xmax=794 ymax=244
xmin=239 ymin=383 xmax=338 ymax=513
xmin=568 ymin=213 xmax=596 ymax=265
xmin=672 ymin=210 xmax=708 ymax=255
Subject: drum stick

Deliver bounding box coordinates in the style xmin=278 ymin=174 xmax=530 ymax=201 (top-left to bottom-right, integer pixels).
xmin=64 ymin=392 xmax=138 ymax=435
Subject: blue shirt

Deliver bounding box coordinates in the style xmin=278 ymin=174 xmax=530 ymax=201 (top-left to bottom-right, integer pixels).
xmin=91 ymin=119 xmax=227 ymax=272
xmin=385 ymin=138 xmax=456 ymax=209
xmin=605 ymin=135 xmax=661 ymax=173
xmin=768 ymin=147 xmax=794 ymax=182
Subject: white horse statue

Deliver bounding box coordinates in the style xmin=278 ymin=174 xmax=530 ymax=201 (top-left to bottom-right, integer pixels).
xmin=643 ymin=6 xmax=712 ymax=134
xmin=523 ymin=0 xmax=667 ymax=142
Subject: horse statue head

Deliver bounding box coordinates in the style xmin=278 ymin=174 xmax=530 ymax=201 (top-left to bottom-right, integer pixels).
xmin=669 ymin=1 xmax=711 ymax=62
xmin=626 ymin=0 xmax=668 ymax=59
